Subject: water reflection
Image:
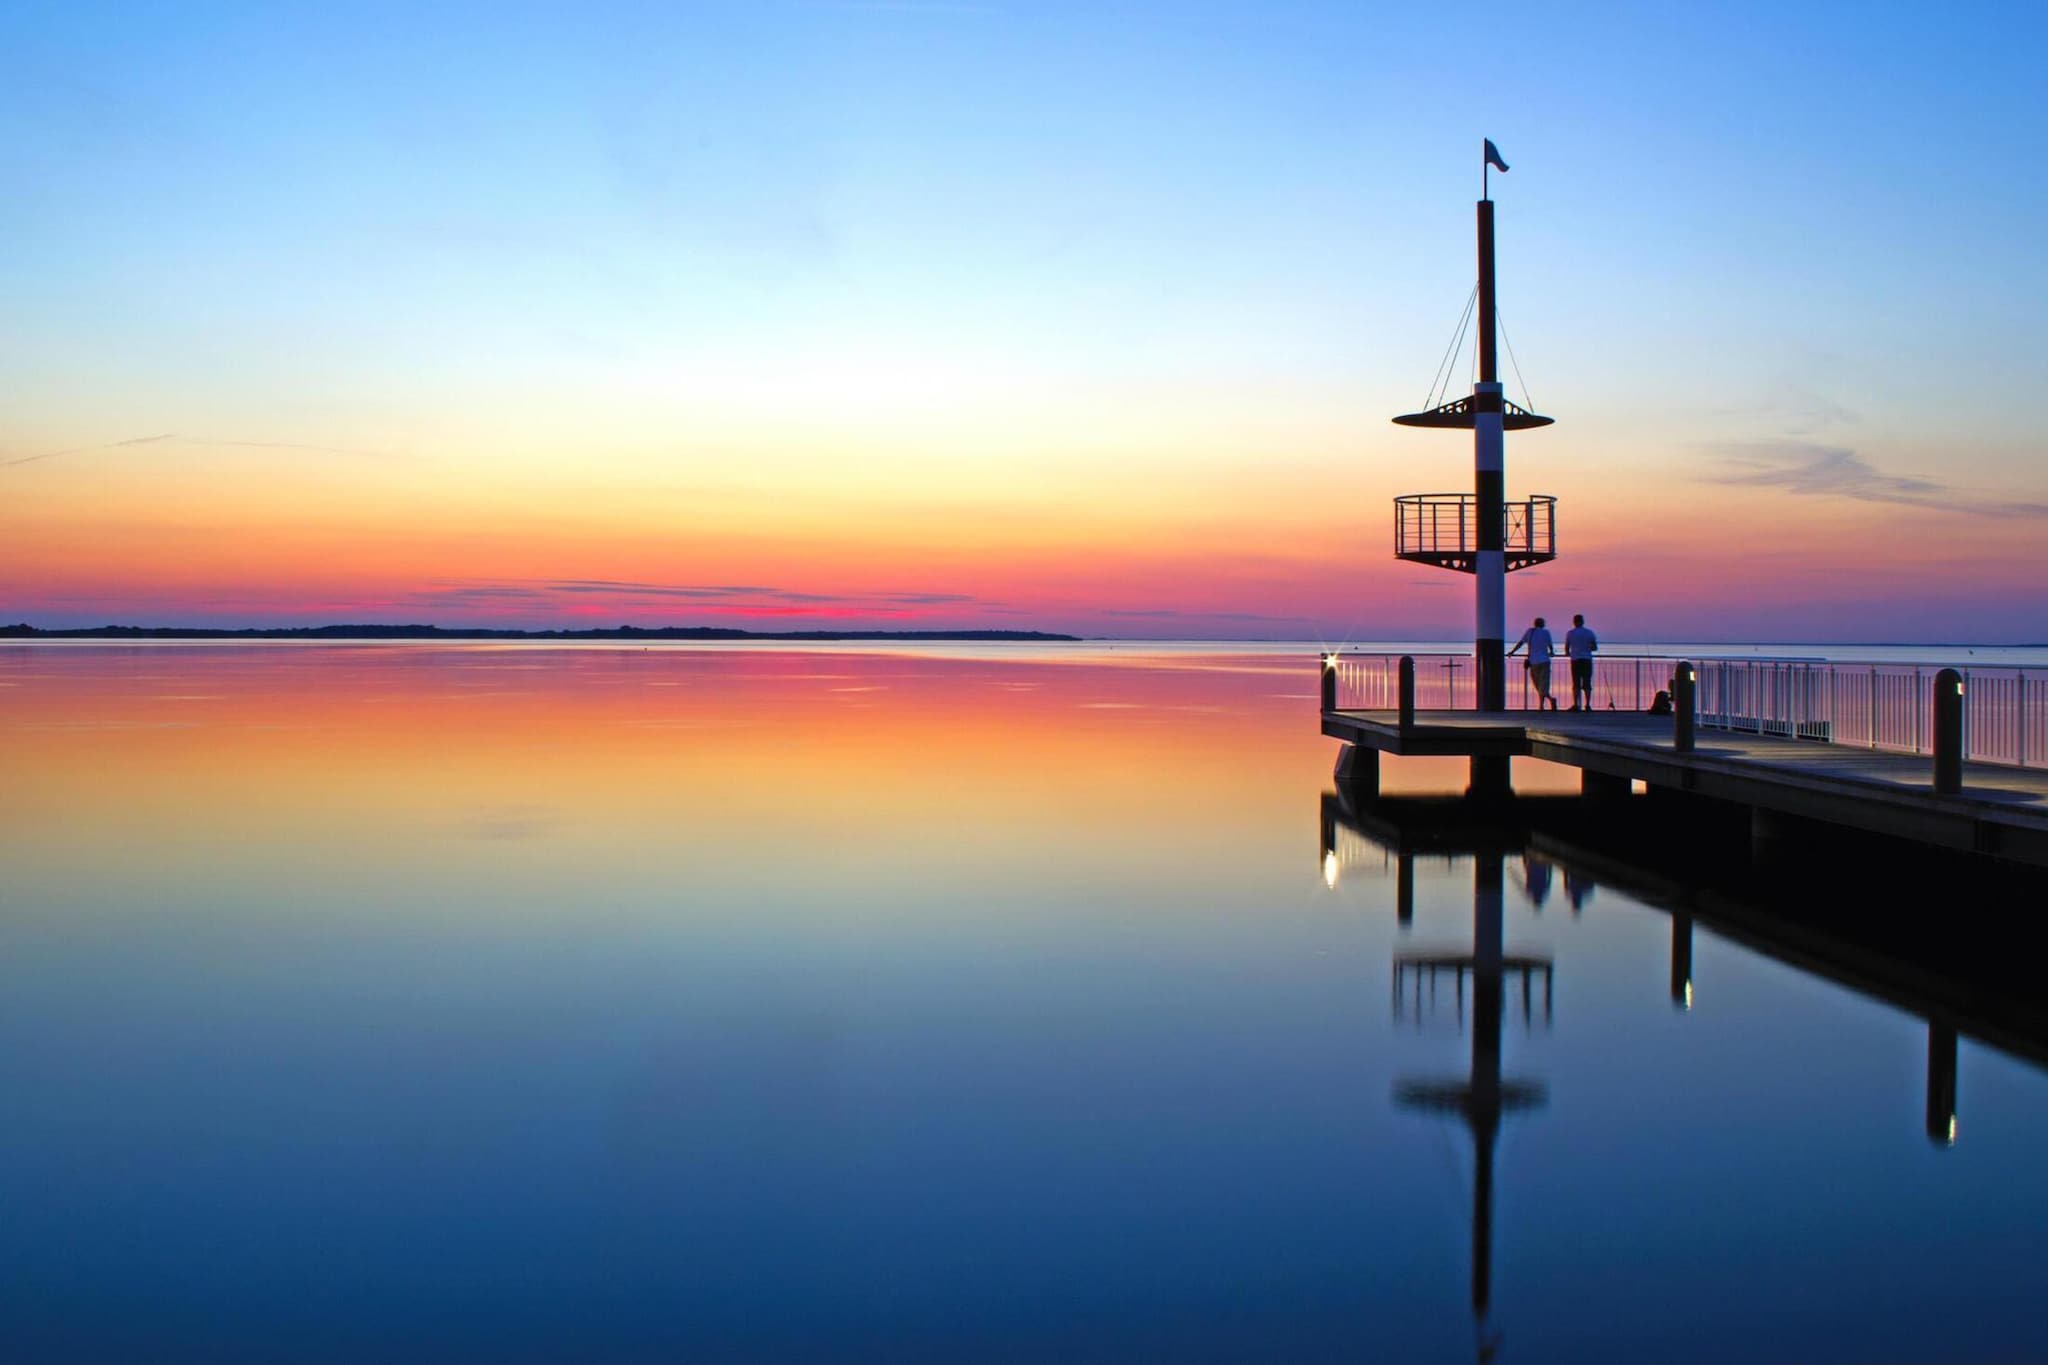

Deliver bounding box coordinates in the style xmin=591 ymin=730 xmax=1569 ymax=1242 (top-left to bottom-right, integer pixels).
xmin=1389 ymin=847 xmax=1550 ymax=1361
xmin=5 ymin=644 xmax=2048 ymax=1361
xmin=1321 ymin=782 xmax=2048 ymax=1159
xmin=1323 ymin=776 xmax=2048 ymax=1358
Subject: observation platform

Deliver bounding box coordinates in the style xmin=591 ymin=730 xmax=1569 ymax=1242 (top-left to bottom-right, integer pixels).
xmin=1395 ymin=493 xmax=1556 ymax=573
xmin=1321 ymin=706 xmax=2048 ymax=868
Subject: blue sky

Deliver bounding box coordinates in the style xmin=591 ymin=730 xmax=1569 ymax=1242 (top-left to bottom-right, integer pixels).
xmin=3 ymin=1 xmax=2044 ymax=637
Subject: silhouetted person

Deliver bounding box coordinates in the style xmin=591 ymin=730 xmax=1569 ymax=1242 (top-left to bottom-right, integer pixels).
xmin=1522 ymin=853 xmax=1553 ymax=910
xmin=1564 ymin=614 xmax=1598 ymax=711
xmin=1506 ymin=616 xmax=1557 ymax=710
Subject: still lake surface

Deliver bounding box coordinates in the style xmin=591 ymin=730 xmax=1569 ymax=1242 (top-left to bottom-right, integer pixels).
xmin=4 ymin=642 xmax=2045 ymax=1363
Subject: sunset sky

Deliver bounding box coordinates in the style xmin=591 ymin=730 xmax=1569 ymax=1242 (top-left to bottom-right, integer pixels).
xmin=4 ymin=0 xmax=2044 ymax=640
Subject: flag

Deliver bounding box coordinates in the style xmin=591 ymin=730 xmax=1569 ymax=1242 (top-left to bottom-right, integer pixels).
xmin=1484 ymin=139 xmax=1509 ymax=173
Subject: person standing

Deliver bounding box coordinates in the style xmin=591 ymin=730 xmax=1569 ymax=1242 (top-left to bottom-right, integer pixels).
xmin=1564 ymin=613 xmax=1599 ymax=711
xmin=1506 ymin=616 xmax=1557 ymax=710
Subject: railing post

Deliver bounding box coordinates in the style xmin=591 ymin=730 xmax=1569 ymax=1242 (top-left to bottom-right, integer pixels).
xmin=1321 ymin=654 xmax=1338 ymax=713
xmin=1933 ymin=668 xmax=1963 ymax=795
xmin=1398 ymin=655 xmax=1416 ymax=730
xmin=1673 ymin=662 xmax=1697 ymax=752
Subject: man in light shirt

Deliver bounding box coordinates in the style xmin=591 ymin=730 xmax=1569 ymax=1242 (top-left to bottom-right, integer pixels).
xmin=1564 ymin=614 xmax=1599 ymax=711
xmin=1506 ymin=616 xmax=1558 ymax=710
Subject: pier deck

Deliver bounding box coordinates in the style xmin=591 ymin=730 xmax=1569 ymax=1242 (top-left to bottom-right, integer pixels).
xmin=1323 ymin=708 xmax=2048 ymax=866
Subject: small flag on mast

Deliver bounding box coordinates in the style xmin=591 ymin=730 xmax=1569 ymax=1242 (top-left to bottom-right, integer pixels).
xmin=1484 ymin=139 xmax=1509 ymax=173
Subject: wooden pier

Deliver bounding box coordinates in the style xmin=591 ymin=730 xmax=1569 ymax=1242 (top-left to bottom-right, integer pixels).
xmin=1323 ymin=706 xmax=2048 ymax=868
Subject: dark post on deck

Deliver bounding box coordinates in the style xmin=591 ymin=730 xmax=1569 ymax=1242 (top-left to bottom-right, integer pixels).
xmin=1398 ymin=655 xmax=1416 ymax=729
xmin=1673 ymin=662 xmax=1697 ymax=753
xmin=1321 ymin=654 xmax=1338 ymax=714
xmin=1933 ymin=668 xmax=1963 ymax=795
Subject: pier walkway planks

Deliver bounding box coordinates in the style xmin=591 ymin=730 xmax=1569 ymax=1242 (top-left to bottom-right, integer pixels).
xmin=1322 ymin=708 xmax=2048 ymax=866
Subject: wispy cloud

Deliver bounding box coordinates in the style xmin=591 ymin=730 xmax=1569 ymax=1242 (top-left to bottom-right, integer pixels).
xmin=412 ymin=578 xmax=991 ymax=614
xmin=1707 ymin=441 xmax=2048 ymax=519
xmin=1714 ymin=383 xmax=1858 ymax=437
xmin=3 ymin=433 xmax=174 ymax=467
xmin=4 ymin=433 xmax=407 ymax=468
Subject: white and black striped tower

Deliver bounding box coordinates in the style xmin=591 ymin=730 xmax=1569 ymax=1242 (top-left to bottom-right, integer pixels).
xmin=1473 ymin=191 xmax=1507 ymax=710
xmin=1394 ymin=141 xmax=1556 ymax=768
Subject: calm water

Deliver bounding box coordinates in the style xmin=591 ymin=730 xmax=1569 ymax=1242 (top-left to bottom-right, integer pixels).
xmin=3 ymin=643 xmax=2045 ymax=1363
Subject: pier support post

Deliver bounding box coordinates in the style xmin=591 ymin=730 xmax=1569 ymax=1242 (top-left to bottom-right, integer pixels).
xmin=1670 ymin=913 xmax=1693 ymax=1010
xmin=1673 ymin=661 xmax=1697 ymax=753
xmin=1933 ymin=669 xmax=1963 ymax=795
xmin=1398 ymin=655 xmax=1416 ymax=729
xmin=1396 ymin=853 xmax=1415 ymax=928
xmin=1580 ymin=769 xmax=1630 ymax=800
xmin=1335 ymin=744 xmax=1379 ymax=797
xmin=1467 ymin=755 xmax=1512 ymax=800
xmin=1926 ymin=1022 xmax=1957 ymax=1146
xmin=1749 ymin=806 xmax=1797 ymax=865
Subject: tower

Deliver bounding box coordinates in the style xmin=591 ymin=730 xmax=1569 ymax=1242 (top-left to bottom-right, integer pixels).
xmin=1394 ymin=142 xmax=1556 ymax=717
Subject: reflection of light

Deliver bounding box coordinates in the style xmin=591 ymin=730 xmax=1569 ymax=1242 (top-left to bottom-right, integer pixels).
xmin=1322 ymin=849 xmax=1339 ymax=889
xmin=1945 ymin=1115 xmax=1958 ymax=1145
xmin=1682 ymin=981 xmax=1693 ymax=1010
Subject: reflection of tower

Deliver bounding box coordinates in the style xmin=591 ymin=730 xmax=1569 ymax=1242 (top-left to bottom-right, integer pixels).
xmin=1392 ymin=851 xmax=1549 ymax=1356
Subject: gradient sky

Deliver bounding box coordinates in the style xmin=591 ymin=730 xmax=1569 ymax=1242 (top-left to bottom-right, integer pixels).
xmin=3 ymin=0 xmax=2044 ymax=640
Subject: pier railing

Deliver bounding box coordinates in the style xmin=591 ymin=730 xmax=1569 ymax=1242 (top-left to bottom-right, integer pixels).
xmin=1323 ymin=652 xmax=2048 ymax=771
xmin=1325 ymin=651 xmax=1681 ymax=714
xmin=1696 ymin=659 xmax=2048 ymax=769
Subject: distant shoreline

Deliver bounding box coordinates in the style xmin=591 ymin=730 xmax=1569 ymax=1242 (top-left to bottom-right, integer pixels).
xmin=0 ymin=623 xmax=1078 ymax=643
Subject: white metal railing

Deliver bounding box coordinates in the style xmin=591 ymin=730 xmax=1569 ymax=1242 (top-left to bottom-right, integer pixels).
xmin=1322 ymin=652 xmax=2048 ymax=772
xmin=1697 ymin=659 xmax=2048 ymax=769
xmin=1325 ymin=651 xmax=1683 ymax=714
xmin=1394 ymin=493 xmax=1556 ymax=564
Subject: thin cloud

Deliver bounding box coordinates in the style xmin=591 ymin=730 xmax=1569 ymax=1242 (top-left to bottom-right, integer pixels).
xmin=1707 ymin=442 xmax=2048 ymax=519
xmin=1714 ymin=384 xmax=1858 ymax=437
xmin=4 ymin=433 xmax=405 ymax=468
xmin=416 ymin=578 xmax=995 ymax=612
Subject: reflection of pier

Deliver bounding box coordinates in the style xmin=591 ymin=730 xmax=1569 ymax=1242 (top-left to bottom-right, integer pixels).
xmin=1320 ymin=786 xmax=2048 ymax=1149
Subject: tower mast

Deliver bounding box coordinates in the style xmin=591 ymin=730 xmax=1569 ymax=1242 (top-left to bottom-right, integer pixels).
xmin=1474 ymin=196 xmax=1506 ymax=712
xmin=1392 ymin=141 xmax=1556 ymax=752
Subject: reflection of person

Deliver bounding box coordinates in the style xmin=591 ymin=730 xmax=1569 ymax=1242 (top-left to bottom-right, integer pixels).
xmin=1522 ymin=853 xmax=1553 ymax=909
xmin=1507 ymin=616 xmax=1557 ymax=710
xmin=1564 ymin=867 xmax=1594 ymax=913
xmin=1564 ymin=614 xmax=1599 ymax=711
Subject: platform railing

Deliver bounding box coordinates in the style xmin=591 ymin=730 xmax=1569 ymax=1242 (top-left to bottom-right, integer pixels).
xmin=1324 ymin=651 xmax=1681 ymax=714
xmin=1323 ymin=652 xmax=2048 ymax=771
xmin=1394 ymin=493 xmax=1556 ymax=562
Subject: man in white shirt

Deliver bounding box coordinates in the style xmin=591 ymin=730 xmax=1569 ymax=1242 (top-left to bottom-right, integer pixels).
xmin=1564 ymin=614 xmax=1599 ymax=711
xmin=1506 ymin=616 xmax=1557 ymax=710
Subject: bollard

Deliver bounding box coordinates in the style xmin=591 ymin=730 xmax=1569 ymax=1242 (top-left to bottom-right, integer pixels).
xmin=1320 ymin=653 xmax=1338 ymax=713
xmin=1398 ymin=655 xmax=1416 ymax=729
xmin=1673 ymin=661 xmax=1697 ymax=753
xmin=1933 ymin=668 xmax=1963 ymax=795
